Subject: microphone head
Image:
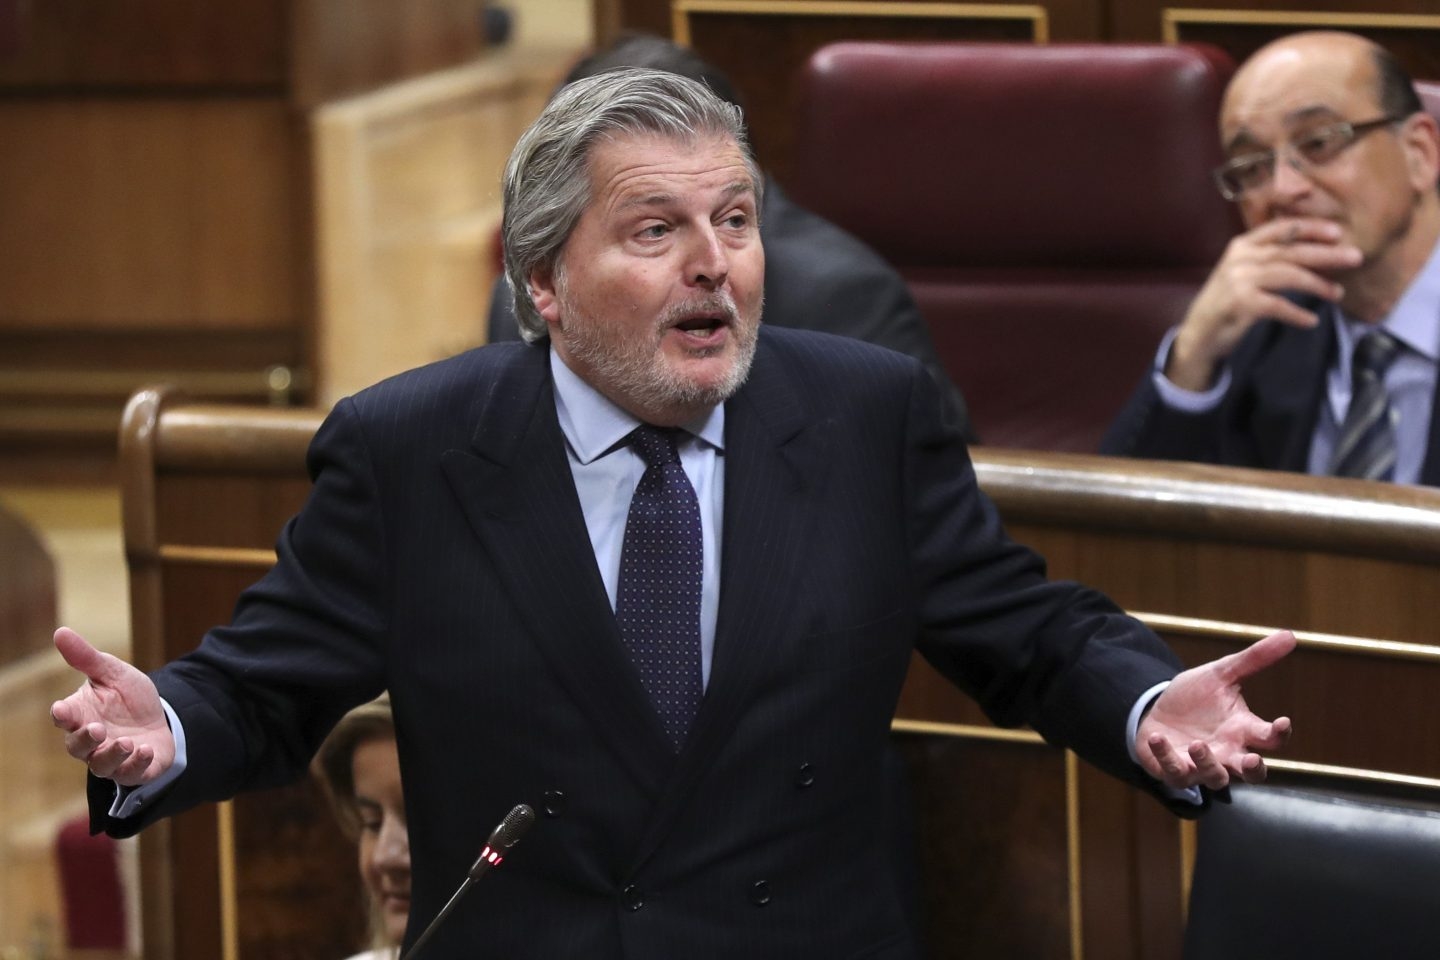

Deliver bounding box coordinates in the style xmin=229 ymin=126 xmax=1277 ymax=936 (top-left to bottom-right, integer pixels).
xmin=487 ymin=803 xmax=536 ymax=852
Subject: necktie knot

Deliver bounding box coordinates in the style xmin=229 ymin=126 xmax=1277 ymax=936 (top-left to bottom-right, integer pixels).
xmin=1354 ymin=328 xmax=1401 ymax=381
xmin=629 ymin=425 xmax=683 ymax=470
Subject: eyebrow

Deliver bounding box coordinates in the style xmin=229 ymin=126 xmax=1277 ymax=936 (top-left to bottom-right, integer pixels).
xmin=619 ymin=180 xmax=755 ymax=211
xmin=1224 ymin=105 xmax=1347 ymax=153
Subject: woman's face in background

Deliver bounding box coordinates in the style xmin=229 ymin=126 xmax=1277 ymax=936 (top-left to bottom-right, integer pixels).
xmin=351 ymin=736 xmax=410 ymax=945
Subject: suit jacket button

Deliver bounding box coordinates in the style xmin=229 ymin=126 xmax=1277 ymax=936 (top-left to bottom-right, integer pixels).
xmin=749 ymin=880 xmax=772 ymax=906
xmin=622 ymin=884 xmax=644 ymax=912
xmin=795 ymin=762 xmax=815 ymax=788
xmin=542 ymin=789 xmax=567 ymax=818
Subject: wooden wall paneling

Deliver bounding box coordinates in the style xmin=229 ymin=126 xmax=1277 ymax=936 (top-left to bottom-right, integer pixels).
xmin=1149 ymin=8 xmax=1440 ymax=80
xmin=0 ymin=96 xmax=309 ymax=473
xmin=289 ymin=0 xmax=489 ymax=108
xmin=311 ymin=50 xmax=574 ymax=403
xmin=670 ymin=1 xmax=1056 ymax=185
xmin=0 ymin=1 xmax=493 ymax=481
xmin=0 ymin=99 xmax=298 ymax=327
xmin=0 ymin=0 xmax=288 ymax=90
xmin=892 ymin=726 xmax=1075 ymax=958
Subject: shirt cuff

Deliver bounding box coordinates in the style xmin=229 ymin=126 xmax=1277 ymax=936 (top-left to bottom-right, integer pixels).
xmin=1127 ymin=680 xmax=1203 ymax=806
xmin=1150 ymin=327 xmax=1232 ymax=413
xmin=108 ymin=697 xmax=189 ymax=819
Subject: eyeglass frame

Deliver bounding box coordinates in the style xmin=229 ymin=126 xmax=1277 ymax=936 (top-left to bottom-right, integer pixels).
xmin=1211 ymin=114 xmax=1410 ymax=202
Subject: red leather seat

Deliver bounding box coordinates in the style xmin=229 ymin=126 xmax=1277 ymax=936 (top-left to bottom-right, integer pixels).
xmin=791 ymin=41 xmax=1239 ymax=451
xmin=55 ymin=815 xmax=127 ymax=950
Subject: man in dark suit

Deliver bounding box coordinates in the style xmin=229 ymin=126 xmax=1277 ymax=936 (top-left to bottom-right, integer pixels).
xmin=1104 ymin=32 xmax=1440 ymax=483
xmin=486 ymin=32 xmax=976 ymax=441
xmin=52 ymin=69 xmax=1293 ymax=959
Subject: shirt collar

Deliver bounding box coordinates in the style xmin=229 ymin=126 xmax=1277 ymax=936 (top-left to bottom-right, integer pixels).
xmin=549 ymin=346 xmax=725 ymax=464
xmin=1333 ymin=233 xmax=1440 ymax=362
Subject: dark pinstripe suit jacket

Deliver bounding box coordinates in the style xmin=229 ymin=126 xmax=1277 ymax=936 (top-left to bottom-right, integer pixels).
xmin=95 ymin=327 xmax=1182 ymax=959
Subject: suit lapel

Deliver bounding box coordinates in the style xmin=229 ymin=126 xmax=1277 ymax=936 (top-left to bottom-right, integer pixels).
xmin=439 ymin=348 xmax=675 ymax=793
xmin=627 ymin=339 xmax=827 ymax=873
xmin=1248 ymin=317 xmax=1335 ymax=471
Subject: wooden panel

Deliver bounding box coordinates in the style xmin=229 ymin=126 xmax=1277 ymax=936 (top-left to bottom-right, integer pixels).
xmin=895 ymin=732 xmax=1072 ymax=957
xmin=311 ymin=49 xmax=574 ymax=402
xmin=1127 ymin=6 xmax=1440 ymax=79
xmin=0 ymin=0 xmax=287 ymax=90
xmin=0 ymin=99 xmax=300 ymax=328
xmin=0 ymin=0 xmax=488 ymax=97
xmin=289 ymin=0 xmax=489 ymax=107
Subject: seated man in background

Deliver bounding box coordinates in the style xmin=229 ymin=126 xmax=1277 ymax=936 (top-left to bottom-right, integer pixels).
xmin=486 ymin=32 xmax=976 ymax=441
xmin=314 ymin=695 xmax=407 ymax=960
xmin=1103 ymin=31 xmax=1440 ymax=484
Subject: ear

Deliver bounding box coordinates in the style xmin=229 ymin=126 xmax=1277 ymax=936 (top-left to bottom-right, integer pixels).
xmin=528 ymin=264 xmax=562 ymax=328
xmin=1402 ymin=112 xmax=1440 ymax=192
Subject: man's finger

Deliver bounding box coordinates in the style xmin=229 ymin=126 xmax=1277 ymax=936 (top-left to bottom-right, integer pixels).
xmin=86 ymin=737 xmax=135 ymax=780
xmin=1149 ymin=734 xmax=1193 ymax=786
xmin=109 ymin=744 xmax=156 ymax=786
xmin=1237 ymin=753 xmax=1268 ymax=784
xmin=1188 ymin=741 xmax=1230 ymax=791
xmin=1260 ymin=217 xmax=1342 ymax=247
xmin=1245 ymin=715 xmax=1292 ymax=751
xmin=1218 ymin=630 xmax=1297 ymax=684
xmin=54 ymin=627 xmax=119 ymax=685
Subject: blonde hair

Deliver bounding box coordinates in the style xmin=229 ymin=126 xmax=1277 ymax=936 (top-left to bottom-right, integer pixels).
xmin=313 ymin=694 xmax=395 ymax=838
xmin=312 ymin=695 xmax=399 ymax=955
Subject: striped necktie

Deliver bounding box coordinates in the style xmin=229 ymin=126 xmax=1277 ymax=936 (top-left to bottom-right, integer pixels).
xmin=615 ymin=425 xmax=704 ymax=749
xmin=1330 ymin=328 xmax=1402 ymax=481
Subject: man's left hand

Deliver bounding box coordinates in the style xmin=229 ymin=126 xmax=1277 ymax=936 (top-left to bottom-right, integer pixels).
xmin=1138 ymin=629 xmax=1296 ymax=791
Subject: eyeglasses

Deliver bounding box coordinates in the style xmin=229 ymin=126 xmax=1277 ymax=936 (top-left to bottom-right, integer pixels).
xmin=1211 ymin=115 xmax=1407 ymax=201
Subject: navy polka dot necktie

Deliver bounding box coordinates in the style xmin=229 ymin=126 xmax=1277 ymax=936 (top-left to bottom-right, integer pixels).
xmin=615 ymin=425 xmax=704 ymax=750
xmin=1331 ymin=329 xmax=1402 ymax=481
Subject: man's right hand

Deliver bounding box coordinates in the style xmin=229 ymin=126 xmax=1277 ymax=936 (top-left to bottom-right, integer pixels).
xmin=50 ymin=627 xmax=175 ymax=787
xmin=1165 ymin=217 xmax=1362 ymax=392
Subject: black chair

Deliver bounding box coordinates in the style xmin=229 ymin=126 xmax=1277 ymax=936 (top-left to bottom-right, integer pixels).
xmin=1184 ymin=782 xmax=1440 ymax=959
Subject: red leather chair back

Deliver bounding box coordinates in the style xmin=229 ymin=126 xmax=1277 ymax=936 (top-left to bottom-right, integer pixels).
xmin=56 ymin=815 xmax=127 ymax=950
xmin=792 ymin=42 xmax=1239 ymax=451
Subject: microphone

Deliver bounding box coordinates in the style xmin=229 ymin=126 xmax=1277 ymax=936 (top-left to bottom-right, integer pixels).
xmin=398 ymin=803 xmax=536 ymax=960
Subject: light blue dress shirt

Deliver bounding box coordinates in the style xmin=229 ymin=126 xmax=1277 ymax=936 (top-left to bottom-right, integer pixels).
xmin=549 ymin=348 xmax=725 ymax=687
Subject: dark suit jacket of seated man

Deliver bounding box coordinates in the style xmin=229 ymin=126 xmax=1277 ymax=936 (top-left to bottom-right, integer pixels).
xmin=1103 ymin=31 xmax=1440 ymax=484
xmin=53 ymin=69 xmax=1295 ymax=960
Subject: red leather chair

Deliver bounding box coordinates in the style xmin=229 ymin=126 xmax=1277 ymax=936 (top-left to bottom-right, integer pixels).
xmin=55 ymin=815 xmax=128 ymax=951
xmin=791 ymin=42 xmax=1239 ymax=452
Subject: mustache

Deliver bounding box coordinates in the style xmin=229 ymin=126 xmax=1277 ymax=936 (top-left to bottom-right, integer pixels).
xmin=657 ymin=292 xmax=741 ymax=328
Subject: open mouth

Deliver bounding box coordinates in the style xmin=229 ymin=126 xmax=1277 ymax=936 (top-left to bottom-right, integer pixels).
xmin=674 ymin=314 xmax=728 ymax=335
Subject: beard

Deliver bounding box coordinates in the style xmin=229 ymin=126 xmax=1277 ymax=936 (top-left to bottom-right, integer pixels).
xmin=557 ymin=285 xmax=760 ymax=421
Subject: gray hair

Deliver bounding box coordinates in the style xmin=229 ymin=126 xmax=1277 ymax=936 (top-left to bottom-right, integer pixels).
xmin=501 ymin=67 xmax=762 ymax=342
